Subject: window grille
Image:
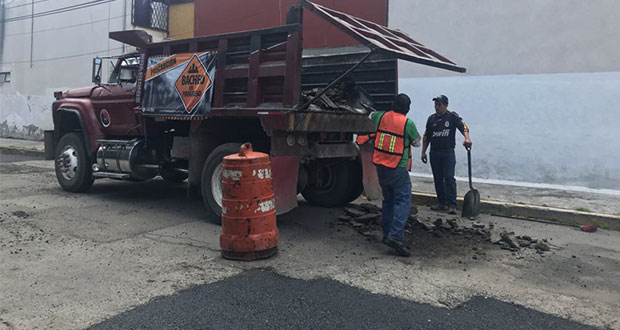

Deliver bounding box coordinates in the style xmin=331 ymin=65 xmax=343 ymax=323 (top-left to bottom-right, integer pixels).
xmin=132 ymin=0 xmax=168 ymax=32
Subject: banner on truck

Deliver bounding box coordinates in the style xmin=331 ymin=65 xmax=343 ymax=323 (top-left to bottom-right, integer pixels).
xmin=142 ymin=52 xmax=216 ymax=117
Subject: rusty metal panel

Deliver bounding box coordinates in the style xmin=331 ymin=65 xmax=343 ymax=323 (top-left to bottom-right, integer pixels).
xmin=109 ymin=30 xmax=152 ymax=49
xmin=271 ymin=155 xmax=300 ymax=214
xmin=283 ymin=31 xmax=302 ymax=107
xmin=300 ymin=0 xmax=466 ymax=73
xmin=309 ymin=142 xmax=358 ymax=159
xmin=289 ymin=112 xmax=375 ymax=133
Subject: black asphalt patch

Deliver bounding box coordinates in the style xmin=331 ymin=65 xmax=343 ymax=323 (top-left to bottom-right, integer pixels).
xmin=89 ymin=269 xmax=598 ymax=330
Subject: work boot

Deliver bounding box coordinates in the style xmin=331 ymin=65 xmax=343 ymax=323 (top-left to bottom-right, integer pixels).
xmin=430 ymin=204 xmax=448 ymax=211
xmin=448 ymin=206 xmax=457 ymax=215
xmin=384 ymin=237 xmax=411 ymax=257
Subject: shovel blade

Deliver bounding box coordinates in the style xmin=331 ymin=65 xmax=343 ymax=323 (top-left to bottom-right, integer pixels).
xmin=462 ymin=189 xmax=481 ymax=218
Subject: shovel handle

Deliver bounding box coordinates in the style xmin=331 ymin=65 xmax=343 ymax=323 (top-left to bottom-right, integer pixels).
xmin=467 ymin=147 xmax=473 ymax=190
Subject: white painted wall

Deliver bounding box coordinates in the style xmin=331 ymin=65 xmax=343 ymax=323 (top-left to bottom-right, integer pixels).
xmin=389 ymin=0 xmax=620 ymax=78
xmin=0 ymin=0 xmax=167 ymax=139
xmin=386 ymin=1 xmax=620 ymax=190
xmin=402 ymin=72 xmax=620 ymax=190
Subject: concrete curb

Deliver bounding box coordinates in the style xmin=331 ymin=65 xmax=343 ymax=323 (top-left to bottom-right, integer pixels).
xmin=0 ymin=146 xmax=46 ymax=158
xmin=412 ymin=192 xmax=620 ymax=231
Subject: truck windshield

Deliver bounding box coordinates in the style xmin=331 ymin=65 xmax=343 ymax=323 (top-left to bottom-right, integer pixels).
xmin=108 ymin=57 xmax=140 ymax=84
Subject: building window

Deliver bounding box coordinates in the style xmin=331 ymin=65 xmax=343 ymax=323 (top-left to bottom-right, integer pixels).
xmin=0 ymin=72 xmax=10 ymax=83
xmin=132 ymin=0 xmax=169 ymax=32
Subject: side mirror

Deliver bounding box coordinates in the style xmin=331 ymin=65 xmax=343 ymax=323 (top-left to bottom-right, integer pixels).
xmin=92 ymin=57 xmax=102 ymax=84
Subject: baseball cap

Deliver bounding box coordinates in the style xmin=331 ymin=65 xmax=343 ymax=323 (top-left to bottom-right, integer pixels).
xmin=432 ymin=95 xmax=449 ymax=105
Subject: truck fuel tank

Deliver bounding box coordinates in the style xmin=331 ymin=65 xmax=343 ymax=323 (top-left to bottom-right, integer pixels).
xmin=95 ymin=139 xmax=157 ymax=181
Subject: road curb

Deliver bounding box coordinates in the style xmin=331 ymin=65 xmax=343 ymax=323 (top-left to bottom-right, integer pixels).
xmin=412 ymin=192 xmax=620 ymax=231
xmin=0 ymin=146 xmax=46 ymax=158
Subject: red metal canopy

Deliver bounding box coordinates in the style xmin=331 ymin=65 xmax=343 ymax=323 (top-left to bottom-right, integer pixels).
xmin=300 ymin=0 xmax=466 ymax=73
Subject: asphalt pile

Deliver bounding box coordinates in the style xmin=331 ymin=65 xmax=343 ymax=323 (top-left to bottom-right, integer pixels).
xmin=338 ymin=204 xmax=552 ymax=256
xmin=302 ymin=87 xmax=351 ymax=112
xmin=301 ymin=79 xmax=372 ymax=114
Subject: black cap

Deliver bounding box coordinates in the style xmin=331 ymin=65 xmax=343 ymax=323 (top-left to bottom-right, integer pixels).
xmin=432 ymin=95 xmax=449 ymax=105
xmin=393 ymin=93 xmax=411 ymax=114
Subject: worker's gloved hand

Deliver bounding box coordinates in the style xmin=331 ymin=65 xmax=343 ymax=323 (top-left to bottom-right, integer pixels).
xmin=463 ymin=139 xmax=472 ymax=148
xmin=412 ymin=140 xmax=421 ymax=148
xmin=421 ymin=153 xmax=427 ymax=164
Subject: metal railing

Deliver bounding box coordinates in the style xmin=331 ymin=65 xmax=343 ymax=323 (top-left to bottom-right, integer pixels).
xmin=132 ymin=0 xmax=168 ymax=32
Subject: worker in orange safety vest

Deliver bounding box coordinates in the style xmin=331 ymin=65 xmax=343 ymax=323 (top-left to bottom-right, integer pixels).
xmin=356 ymin=93 xmax=421 ymax=257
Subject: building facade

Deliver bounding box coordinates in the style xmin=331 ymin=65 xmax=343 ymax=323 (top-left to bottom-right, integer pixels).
xmin=0 ymin=0 xmax=171 ymax=140
xmin=1 ymin=0 xmax=618 ymax=190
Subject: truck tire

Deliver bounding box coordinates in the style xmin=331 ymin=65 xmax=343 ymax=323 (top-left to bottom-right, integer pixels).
xmin=344 ymin=159 xmax=364 ymax=204
xmin=54 ymin=132 xmax=94 ymax=192
xmin=201 ymin=143 xmax=242 ymax=224
xmin=301 ymin=160 xmax=351 ymax=207
xmin=159 ymin=165 xmax=188 ymax=183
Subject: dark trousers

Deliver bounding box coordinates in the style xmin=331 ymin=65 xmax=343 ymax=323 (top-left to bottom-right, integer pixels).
xmin=430 ymin=149 xmax=457 ymax=207
xmin=376 ymin=165 xmax=412 ymax=242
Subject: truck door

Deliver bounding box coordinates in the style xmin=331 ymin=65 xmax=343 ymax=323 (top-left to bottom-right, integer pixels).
xmin=91 ymin=56 xmax=141 ymax=136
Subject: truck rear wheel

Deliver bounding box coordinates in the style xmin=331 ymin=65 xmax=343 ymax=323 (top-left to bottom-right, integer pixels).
xmin=54 ymin=132 xmax=94 ymax=192
xmin=301 ymin=160 xmax=352 ymax=207
xmin=201 ymin=143 xmax=242 ymax=224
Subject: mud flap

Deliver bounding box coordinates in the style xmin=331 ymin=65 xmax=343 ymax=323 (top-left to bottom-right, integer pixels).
xmin=359 ymin=143 xmax=382 ymax=200
xmin=271 ymin=155 xmax=300 ymax=215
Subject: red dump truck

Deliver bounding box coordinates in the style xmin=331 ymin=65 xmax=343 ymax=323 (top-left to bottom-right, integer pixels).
xmin=46 ymin=0 xmax=465 ymax=223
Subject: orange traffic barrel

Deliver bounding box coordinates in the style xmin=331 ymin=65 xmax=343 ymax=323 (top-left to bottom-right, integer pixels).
xmin=220 ymin=143 xmax=279 ymax=260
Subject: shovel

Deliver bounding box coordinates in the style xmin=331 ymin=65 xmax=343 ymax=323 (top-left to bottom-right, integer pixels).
xmin=462 ymin=147 xmax=480 ymax=218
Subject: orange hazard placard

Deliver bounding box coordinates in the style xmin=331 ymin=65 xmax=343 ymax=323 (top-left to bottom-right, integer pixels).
xmin=174 ymin=54 xmax=213 ymax=113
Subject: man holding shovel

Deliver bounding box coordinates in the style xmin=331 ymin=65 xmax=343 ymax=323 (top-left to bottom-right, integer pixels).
xmin=421 ymin=95 xmax=472 ymax=215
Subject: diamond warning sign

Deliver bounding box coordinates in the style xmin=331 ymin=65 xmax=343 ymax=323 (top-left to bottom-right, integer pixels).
xmin=174 ymin=54 xmax=213 ymax=113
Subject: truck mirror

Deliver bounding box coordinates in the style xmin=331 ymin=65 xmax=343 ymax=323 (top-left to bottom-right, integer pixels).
xmin=92 ymin=57 xmax=103 ymax=84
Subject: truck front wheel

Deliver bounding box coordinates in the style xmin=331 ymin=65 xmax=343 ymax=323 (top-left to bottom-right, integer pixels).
xmin=54 ymin=132 xmax=94 ymax=192
xmin=301 ymin=160 xmax=353 ymax=207
xmin=201 ymin=143 xmax=242 ymax=224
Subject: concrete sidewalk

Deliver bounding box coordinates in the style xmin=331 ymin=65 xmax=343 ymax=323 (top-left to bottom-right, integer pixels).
xmin=410 ymin=175 xmax=620 ymax=230
xmin=0 ymin=137 xmax=45 ymax=155
xmin=411 ymin=175 xmax=620 ymax=216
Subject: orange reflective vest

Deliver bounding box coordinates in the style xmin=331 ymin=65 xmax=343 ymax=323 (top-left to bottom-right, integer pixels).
xmin=372 ymin=111 xmax=408 ymax=168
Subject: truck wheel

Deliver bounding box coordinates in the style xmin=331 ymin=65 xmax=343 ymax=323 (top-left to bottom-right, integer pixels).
xmin=54 ymin=132 xmax=94 ymax=192
xmin=201 ymin=143 xmax=242 ymax=224
xmin=159 ymin=165 xmax=188 ymax=183
xmin=301 ymin=161 xmax=350 ymax=207
xmin=344 ymin=159 xmax=364 ymax=204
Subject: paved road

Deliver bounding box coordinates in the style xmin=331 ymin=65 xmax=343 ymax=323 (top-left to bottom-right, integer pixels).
xmin=1 ymin=159 xmax=619 ymax=329
xmin=89 ymin=269 xmax=597 ymax=330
